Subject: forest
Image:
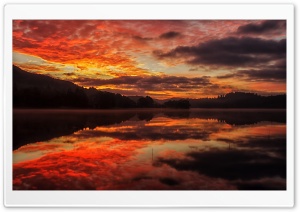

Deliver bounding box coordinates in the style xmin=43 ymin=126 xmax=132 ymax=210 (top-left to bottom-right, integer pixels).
xmin=13 ymin=65 xmax=286 ymax=109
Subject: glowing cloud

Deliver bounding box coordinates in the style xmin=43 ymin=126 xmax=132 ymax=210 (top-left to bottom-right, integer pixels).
xmin=13 ymin=20 xmax=286 ymax=99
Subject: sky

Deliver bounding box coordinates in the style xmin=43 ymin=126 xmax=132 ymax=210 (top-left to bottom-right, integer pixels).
xmin=13 ymin=20 xmax=286 ymax=99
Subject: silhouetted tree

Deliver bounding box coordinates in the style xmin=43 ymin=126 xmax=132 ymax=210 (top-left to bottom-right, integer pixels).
xmin=195 ymin=92 xmax=286 ymax=108
xmin=137 ymin=96 xmax=154 ymax=108
xmin=13 ymin=66 xmax=286 ymax=109
xmin=164 ymin=99 xmax=191 ymax=109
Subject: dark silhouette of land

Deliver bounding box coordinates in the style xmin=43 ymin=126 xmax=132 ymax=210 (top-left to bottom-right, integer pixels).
xmin=13 ymin=65 xmax=135 ymax=109
xmin=189 ymin=93 xmax=286 ymax=108
xmin=13 ymin=65 xmax=286 ymax=109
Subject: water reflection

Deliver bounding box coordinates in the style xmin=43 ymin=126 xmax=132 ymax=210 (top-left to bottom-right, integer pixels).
xmin=13 ymin=109 xmax=286 ymax=190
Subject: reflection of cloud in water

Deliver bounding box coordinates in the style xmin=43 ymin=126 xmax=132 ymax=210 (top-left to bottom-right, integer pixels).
xmin=14 ymin=139 xmax=149 ymax=190
xmin=13 ymin=109 xmax=286 ymax=190
xmin=76 ymin=117 xmax=225 ymax=142
xmin=155 ymin=135 xmax=286 ymax=190
xmin=13 ymin=139 xmax=235 ymax=190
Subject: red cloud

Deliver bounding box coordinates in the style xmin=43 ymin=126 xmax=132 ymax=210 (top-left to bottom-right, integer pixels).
xmin=13 ymin=20 xmax=286 ymax=99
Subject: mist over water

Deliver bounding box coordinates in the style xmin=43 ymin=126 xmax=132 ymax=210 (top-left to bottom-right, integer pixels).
xmin=13 ymin=109 xmax=286 ymax=190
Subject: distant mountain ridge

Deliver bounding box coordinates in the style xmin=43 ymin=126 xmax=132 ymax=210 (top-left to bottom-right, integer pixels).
xmin=189 ymin=92 xmax=286 ymax=108
xmin=13 ymin=65 xmax=77 ymax=91
xmin=13 ymin=65 xmax=286 ymax=109
xmin=13 ymin=65 xmax=135 ymax=109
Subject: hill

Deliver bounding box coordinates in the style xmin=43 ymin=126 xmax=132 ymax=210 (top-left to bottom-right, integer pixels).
xmin=13 ymin=65 xmax=136 ymax=109
xmin=189 ymin=92 xmax=286 ymax=108
xmin=13 ymin=65 xmax=286 ymax=109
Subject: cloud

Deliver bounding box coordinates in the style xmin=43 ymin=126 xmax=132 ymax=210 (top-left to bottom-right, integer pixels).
xmin=132 ymin=31 xmax=181 ymax=42
xmin=13 ymin=39 xmax=40 ymax=48
xmin=74 ymin=75 xmax=213 ymax=93
xmin=132 ymin=31 xmax=181 ymax=43
xmin=13 ymin=20 xmax=153 ymax=78
xmin=217 ymin=68 xmax=286 ymax=82
xmin=73 ymin=74 xmax=229 ymax=99
xmin=159 ymin=31 xmax=181 ymax=39
xmin=13 ymin=20 xmax=287 ymax=98
xmin=239 ymin=69 xmax=286 ymax=82
xmin=154 ymin=37 xmax=286 ymax=67
xmin=216 ymin=73 xmax=236 ymax=79
xmin=237 ymin=20 xmax=286 ymax=34
xmin=132 ymin=35 xmax=153 ymax=41
xmin=63 ymin=72 xmax=77 ymax=77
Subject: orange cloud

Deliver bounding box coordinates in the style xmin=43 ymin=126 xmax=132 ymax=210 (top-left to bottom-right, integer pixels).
xmin=13 ymin=20 xmax=286 ymax=99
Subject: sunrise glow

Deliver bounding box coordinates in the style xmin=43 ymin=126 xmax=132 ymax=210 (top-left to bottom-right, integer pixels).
xmin=13 ymin=20 xmax=286 ymax=99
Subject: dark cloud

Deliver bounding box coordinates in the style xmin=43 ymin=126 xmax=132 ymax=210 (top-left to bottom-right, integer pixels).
xmin=132 ymin=35 xmax=153 ymax=41
xmin=274 ymin=58 xmax=286 ymax=69
xmin=239 ymin=69 xmax=286 ymax=81
xmin=154 ymin=37 xmax=286 ymax=67
xmin=159 ymin=31 xmax=181 ymax=39
xmin=216 ymin=73 xmax=236 ymax=79
xmin=13 ymin=39 xmax=40 ymax=48
xmin=63 ymin=72 xmax=76 ymax=77
xmin=24 ymin=20 xmax=59 ymax=40
xmin=189 ymin=52 xmax=258 ymax=66
xmin=237 ymin=20 xmax=286 ymax=34
xmin=74 ymin=75 xmax=213 ymax=92
xmin=133 ymin=31 xmax=181 ymax=41
xmin=217 ymin=68 xmax=286 ymax=82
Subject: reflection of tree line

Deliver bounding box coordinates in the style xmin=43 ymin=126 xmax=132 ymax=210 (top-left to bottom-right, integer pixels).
xmin=14 ymin=109 xmax=286 ymax=150
xmin=152 ymin=110 xmax=286 ymax=125
xmin=13 ymin=111 xmax=135 ymax=150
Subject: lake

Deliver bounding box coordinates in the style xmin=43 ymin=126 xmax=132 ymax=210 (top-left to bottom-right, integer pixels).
xmin=13 ymin=109 xmax=286 ymax=190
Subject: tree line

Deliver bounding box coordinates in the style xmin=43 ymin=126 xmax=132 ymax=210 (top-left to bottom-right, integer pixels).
xmin=13 ymin=66 xmax=286 ymax=109
xmin=13 ymin=85 xmax=191 ymax=109
xmin=191 ymin=92 xmax=286 ymax=108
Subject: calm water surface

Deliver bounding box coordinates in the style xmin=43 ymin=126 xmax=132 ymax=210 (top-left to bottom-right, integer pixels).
xmin=13 ymin=109 xmax=286 ymax=190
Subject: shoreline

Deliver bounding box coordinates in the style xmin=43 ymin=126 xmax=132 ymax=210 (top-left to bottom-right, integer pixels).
xmin=13 ymin=108 xmax=287 ymax=113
